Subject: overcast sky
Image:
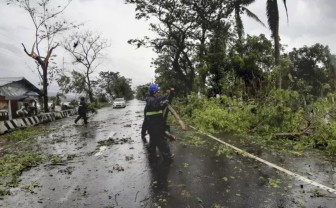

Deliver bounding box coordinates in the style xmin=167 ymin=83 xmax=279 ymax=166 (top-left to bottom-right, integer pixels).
xmin=0 ymin=0 xmax=335 ymax=94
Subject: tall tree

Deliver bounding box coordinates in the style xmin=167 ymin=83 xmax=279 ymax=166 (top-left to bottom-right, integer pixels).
xmin=98 ymin=71 xmax=134 ymax=100
xmin=191 ymin=0 xmax=230 ymax=93
xmin=135 ymin=84 xmax=150 ymax=101
xmin=230 ymin=34 xmax=274 ymax=98
xmin=6 ymin=0 xmax=79 ymax=112
xmin=98 ymin=71 xmax=116 ymax=100
xmin=288 ymin=44 xmax=334 ymax=100
xmin=57 ymin=70 xmax=87 ymax=95
xmin=126 ymin=0 xmax=234 ymax=94
xmin=206 ymin=21 xmax=232 ymax=96
xmin=231 ymin=0 xmax=265 ymax=42
xmin=266 ymin=0 xmax=288 ymax=89
xmin=63 ymin=30 xmax=110 ymax=103
xmin=266 ymin=0 xmax=288 ymax=65
xmin=126 ymin=0 xmax=197 ymax=94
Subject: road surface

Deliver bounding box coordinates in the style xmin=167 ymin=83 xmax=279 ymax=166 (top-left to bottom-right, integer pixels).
xmin=1 ymin=99 xmax=336 ymax=208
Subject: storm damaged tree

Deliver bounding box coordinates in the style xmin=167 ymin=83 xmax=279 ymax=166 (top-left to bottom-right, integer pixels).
xmin=126 ymin=0 xmax=197 ymax=94
xmin=6 ymin=0 xmax=79 ymax=112
xmin=126 ymin=0 xmax=236 ymax=94
xmin=63 ymin=30 xmax=111 ymax=103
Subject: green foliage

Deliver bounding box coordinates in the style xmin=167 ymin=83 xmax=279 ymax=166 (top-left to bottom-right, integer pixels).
xmin=57 ymin=70 xmax=87 ymax=94
xmin=0 ymin=126 xmax=48 ymax=197
xmin=288 ymin=44 xmax=335 ymax=101
xmin=135 ymin=83 xmax=150 ymax=101
xmin=253 ymin=89 xmax=304 ymax=135
xmin=22 ymin=181 xmax=40 ymax=193
xmin=0 ymin=153 xmax=42 ymax=190
xmin=326 ymin=140 xmax=336 ymax=156
xmin=1 ymin=126 xmax=49 ymax=141
xmin=180 ymin=132 xmax=205 ymax=147
xmin=50 ymin=155 xmax=62 ymax=164
xmin=183 ymin=95 xmax=254 ymax=134
xmin=98 ymin=71 xmax=134 ymax=100
xmin=307 ymin=93 xmax=336 ymax=154
xmin=213 ymin=144 xmax=234 ymax=158
xmin=177 ymin=89 xmax=336 ymax=157
xmin=267 ymin=178 xmax=282 ymax=188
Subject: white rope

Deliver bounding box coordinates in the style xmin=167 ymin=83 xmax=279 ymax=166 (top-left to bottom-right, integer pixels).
xmin=189 ymin=126 xmax=336 ymax=195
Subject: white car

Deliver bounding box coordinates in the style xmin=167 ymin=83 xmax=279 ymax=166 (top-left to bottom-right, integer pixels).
xmin=113 ymin=98 xmax=126 ymax=108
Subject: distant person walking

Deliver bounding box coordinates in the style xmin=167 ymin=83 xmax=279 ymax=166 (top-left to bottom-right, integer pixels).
xmin=75 ymin=97 xmax=88 ymax=124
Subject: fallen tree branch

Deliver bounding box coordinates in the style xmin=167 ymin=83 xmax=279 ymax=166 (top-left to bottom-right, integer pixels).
xmin=273 ymin=117 xmax=315 ymax=139
xmin=167 ymin=104 xmax=187 ymax=131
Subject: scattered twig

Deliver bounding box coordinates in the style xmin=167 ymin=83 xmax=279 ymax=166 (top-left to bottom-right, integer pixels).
xmin=114 ymin=193 xmax=119 ymax=206
xmin=273 ymin=116 xmax=315 ymax=139
xmin=140 ymin=196 xmax=150 ymax=203
xmin=324 ymin=195 xmax=336 ymax=199
xmin=44 ymin=162 xmax=68 ymax=166
xmin=134 ymin=190 xmax=140 ymax=202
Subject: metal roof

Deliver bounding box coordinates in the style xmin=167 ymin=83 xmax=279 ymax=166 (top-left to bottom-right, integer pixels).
xmin=0 ymin=77 xmax=42 ymax=100
xmin=0 ymin=77 xmax=25 ymax=86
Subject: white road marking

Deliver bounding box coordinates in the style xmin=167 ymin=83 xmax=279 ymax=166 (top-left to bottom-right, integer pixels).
xmin=190 ymin=126 xmax=336 ymax=195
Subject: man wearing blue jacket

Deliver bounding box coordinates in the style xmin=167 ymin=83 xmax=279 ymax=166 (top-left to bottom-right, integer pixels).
xmin=144 ymin=83 xmax=174 ymax=162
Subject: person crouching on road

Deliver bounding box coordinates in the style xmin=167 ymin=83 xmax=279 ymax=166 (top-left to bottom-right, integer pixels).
xmin=75 ymin=97 xmax=88 ymax=124
xmin=144 ymin=83 xmax=174 ymax=162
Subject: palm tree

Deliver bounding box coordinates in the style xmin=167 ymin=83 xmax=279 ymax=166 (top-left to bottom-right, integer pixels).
xmin=266 ymin=0 xmax=288 ymax=65
xmin=266 ymin=0 xmax=288 ymax=89
xmin=233 ymin=0 xmax=265 ymax=42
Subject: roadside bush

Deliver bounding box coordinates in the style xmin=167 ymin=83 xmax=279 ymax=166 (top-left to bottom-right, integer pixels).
xmin=252 ymin=89 xmax=304 ymax=135
xmin=307 ymin=93 xmax=336 ymax=154
xmin=175 ymin=90 xmax=336 ymax=157
xmin=182 ymin=95 xmax=254 ymax=134
xmin=326 ymin=140 xmax=336 ymax=156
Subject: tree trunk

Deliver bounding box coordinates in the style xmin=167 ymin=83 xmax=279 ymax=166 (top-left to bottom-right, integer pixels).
xmin=43 ymin=67 xmax=49 ymax=112
xmin=87 ymin=73 xmax=94 ymax=103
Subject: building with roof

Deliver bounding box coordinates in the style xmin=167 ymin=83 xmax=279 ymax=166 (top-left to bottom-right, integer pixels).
xmin=0 ymin=77 xmax=42 ymax=120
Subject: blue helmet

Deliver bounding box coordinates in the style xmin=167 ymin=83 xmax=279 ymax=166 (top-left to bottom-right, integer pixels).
xmin=148 ymin=83 xmax=159 ymax=93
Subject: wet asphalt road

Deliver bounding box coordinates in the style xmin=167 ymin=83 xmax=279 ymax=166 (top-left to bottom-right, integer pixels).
xmin=1 ymin=99 xmax=336 ymax=208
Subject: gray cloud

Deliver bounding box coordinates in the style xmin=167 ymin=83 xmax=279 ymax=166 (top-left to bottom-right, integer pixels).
xmin=1 ymin=0 xmax=335 ymax=92
xmin=242 ymin=0 xmax=336 ymax=53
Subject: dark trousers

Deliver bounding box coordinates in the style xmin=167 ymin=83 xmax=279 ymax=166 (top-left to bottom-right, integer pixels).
xmin=147 ymin=119 xmax=172 ymax=160
xmin=75 ymin=113 xmax=87 ymax=124
xmin=141 ymin=118 xmax=148 ymax=137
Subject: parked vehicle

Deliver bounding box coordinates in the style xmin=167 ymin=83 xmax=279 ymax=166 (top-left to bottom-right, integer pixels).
xmin=113 ymin=98 xmax=126 ymax=108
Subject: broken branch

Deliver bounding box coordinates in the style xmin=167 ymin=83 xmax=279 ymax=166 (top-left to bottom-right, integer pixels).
xmin=167 ymin=104 xmax=187 ymax=131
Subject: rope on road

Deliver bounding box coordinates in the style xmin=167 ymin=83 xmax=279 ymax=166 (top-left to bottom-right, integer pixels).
xmin=189 ymin=126 xmax=336 ymax=195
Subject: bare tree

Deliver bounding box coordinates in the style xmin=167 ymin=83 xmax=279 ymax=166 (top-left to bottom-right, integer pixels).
xmin=63 ymin=30 xmax=111 ymax=103
xmin=7 ymin=0 xmax=79 ymax=112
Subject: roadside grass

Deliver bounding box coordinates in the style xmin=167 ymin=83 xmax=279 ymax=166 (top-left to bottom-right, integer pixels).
xmin=0 ymin=126 xmax=49 ymax=199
